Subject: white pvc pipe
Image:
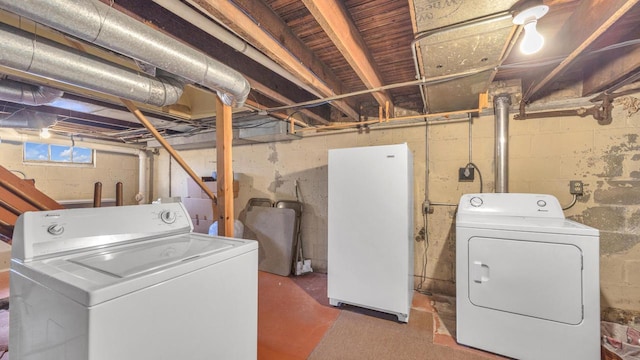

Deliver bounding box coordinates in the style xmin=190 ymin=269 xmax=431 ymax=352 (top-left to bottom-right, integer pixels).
xmin=137 ymin=151 xmax=148 ymax=204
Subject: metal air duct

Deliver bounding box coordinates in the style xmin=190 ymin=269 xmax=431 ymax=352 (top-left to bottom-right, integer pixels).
xmin=0 ymin=23 xmax=183 ymax=107
xmin=494 ymin=94 xmax=510 ymax=193
xmin=0 ymin=0 xmax=250 ymax=108
xmin=0 ymin=78 xmax=63 ymax=105
xmin=0 ymin=110 xmax=57 ymax=129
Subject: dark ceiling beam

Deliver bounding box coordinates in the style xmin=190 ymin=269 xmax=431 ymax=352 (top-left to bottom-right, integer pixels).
xmin=246 ymin=75 xmax=329 ymax=125
xmin=190 ymin=0 xmax=360 ymax=121
xmin=110 ymin=0 xmax=321 ymax=111
xmin=522 ymin=0 xmax=640 ymax=102
xmin=301 ymin=0 xmax=393 ymax=111
xmin=581 ymin=8 xmax=640 ymax=96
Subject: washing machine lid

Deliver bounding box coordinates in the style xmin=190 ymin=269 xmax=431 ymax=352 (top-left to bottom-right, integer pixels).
xmin=13 ymin=233 xmax=257 ymax=307
xmin=11 ymin=203 xmax=257 ymax=306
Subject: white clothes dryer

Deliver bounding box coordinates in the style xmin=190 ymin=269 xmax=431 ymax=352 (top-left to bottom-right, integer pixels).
xmin=10 ymin=203 xmax=258 ymax=360
xmin=456 ymin=193 xmax=599 ymax=360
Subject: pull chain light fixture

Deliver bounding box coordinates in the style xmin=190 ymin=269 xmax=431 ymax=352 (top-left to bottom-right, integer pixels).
xmin=513 ymin=5 xmax=549 ymax=55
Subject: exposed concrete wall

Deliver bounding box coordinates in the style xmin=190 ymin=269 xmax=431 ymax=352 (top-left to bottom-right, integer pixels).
xmin=0 ymin=140 xmax=139 ymax=204
xmin=155 ymin=94 xmax=640 ymax=316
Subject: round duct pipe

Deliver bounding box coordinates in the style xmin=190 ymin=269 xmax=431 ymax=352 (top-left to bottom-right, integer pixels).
xmin=0 ymin=0 xmax=250 ymax=108
xmin=494 ymin=94 xmax=511 ymax=193
xmin=0 ymin=110 xmax=57 ymax=129
xmin=0 ymin=79 xmax=63 ymax=106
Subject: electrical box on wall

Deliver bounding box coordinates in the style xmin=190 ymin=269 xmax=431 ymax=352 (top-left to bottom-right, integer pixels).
xmin=459 ymin=167 xmax=475 ymax=182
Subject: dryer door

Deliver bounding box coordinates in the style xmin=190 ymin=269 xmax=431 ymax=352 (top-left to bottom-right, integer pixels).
xmin=468 ymin=236 xmax=583 ymax=325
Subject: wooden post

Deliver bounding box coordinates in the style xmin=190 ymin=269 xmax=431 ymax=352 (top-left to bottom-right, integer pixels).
xmin=116 ymin=182 xmax=123 ymax=206
xmin=93 ymin=182 xmax=102 ymax=207
xmin=216 ymin=96 xmax=234 ymax=237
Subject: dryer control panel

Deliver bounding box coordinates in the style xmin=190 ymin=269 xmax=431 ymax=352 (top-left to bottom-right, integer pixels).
xmin=458 ymin=193 xmax=564 ymax=218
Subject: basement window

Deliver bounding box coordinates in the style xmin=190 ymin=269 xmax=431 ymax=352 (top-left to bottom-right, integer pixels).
xmin=23 ymin=142 xmax=94 ymax=165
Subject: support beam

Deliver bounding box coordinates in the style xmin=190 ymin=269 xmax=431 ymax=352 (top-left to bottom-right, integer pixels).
xmin=523 ymin=0 xmax=640 ymax=102
xmin=247 ymin=75 xmax=329 ymax=125
xmin=583 ymin=43 xmax=640 ymax=96
xmin=301 ymin=0 xmax=393 ymax=110
xmin=215 ymin=96 xmax=234 ymax=237
xmin=190 ymin=0 xmax=359 ymax=120
xmin=121 ymin=99 xmax=218 ymax=204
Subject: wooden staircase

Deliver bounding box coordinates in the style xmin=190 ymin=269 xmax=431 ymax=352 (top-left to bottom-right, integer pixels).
xmin=0 ymin=166 xmax=63 ymax=241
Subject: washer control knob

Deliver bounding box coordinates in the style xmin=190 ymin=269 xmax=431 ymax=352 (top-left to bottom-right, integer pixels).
xmin=160 ymin=210 xmax=177 ymax=224
xmin=47 ymin=224 xmax=64 ymax=236
xmin=470 ymin=197 xmax=483 ymax=207
xmin=537 ymin=200 xmax=547 ymax=207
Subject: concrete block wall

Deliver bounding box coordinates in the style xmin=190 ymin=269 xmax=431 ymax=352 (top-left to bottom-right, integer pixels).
xmin=0 ymin=140 xmax=140 ymax=205
xmin=156 ymin=94 xmax=640 ymax=316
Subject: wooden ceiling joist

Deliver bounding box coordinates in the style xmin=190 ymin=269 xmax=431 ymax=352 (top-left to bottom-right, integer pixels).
xmin=246 ymin=75 xmax=330 ymax=125
xmin=301 ymin=0 xmax=394 ymax=110
xmin=523 ymin=0 xmax=640 ymax=102
xmin=191 ymin=0 xmax=360 ymax=120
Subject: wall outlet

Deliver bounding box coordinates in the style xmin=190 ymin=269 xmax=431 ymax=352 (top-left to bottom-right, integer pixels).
xmin=570 ymin=180 xmax=584 ymax=195
xmin=459 ymin=167 xmax=474 ymax=182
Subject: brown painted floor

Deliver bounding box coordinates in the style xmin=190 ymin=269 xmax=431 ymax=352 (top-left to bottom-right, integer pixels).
xmin=0 ymin=270 xmax=505 ymax=359
xmin=259 ymin=271 xmax=506 ymax=360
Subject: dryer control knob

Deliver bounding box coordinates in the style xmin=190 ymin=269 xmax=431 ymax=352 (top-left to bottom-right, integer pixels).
xmin=537 ymin=200 xmax=547 ymax=207
xmin=470 ymin=197 xmax=483 ymax=207
xmin=47 ymin=224 xmax=64 ymax=236
xmin=160 ymin=210 xmax=177 ymax=224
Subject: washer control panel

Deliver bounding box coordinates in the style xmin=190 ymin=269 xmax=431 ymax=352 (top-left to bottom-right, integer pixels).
xmin=13 ymin=202 xmax=193 ymax=261
xmin=458 ymin=193 xmax=564 ymax=218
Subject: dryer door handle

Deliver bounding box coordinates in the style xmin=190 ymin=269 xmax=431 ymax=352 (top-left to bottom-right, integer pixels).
xmin=471 ymin=261 xmax=490 ymax=283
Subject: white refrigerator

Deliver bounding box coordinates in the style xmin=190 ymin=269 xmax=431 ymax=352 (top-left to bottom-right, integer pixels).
xmin=328 ymin=143 xmax=414 ymax=322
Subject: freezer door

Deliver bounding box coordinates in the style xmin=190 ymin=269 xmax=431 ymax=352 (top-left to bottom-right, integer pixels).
xmin=468 ymin=236 xmax=583 ymax=325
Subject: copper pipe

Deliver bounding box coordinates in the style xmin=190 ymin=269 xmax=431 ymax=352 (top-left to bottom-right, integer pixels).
xmin=116 ymin=182 xmax=123 ymax=206
xmin=93 ymin=182 xmax=102 ymax=207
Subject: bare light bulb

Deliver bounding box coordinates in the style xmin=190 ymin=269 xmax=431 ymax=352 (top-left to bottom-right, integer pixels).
xmin=513 ymin=5 xmax=549 ymax=55
xmin=40 ymin=128 xmax=51 ymax=139
xmin=520 ymin=19 xmax=544 ymax=55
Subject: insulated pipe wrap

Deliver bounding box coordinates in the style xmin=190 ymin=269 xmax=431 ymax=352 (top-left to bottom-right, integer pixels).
xmin=0 ymin=23 xmax=183 ymax=107
xmin=0 ymin=0 xmax=250 ymax=107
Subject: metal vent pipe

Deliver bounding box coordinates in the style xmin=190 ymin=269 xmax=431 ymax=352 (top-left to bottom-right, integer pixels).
xmin=0 ymin=0 xmax=250 ymax=108
xmin=0 ymin=22 xmax=184 ymax=107
xmin=0 ymin=110 xmax=57 ymax=129
xmin=494 ymin=94 xmax=510 ymax=193
xmin=0 ymin=78 xmax=63 ymax=106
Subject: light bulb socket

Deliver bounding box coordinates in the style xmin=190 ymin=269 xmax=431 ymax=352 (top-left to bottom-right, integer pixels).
xmin=513 ymin=5 xmax=549 ymax=25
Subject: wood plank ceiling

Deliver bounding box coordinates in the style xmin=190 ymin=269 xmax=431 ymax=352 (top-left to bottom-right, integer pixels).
xmin=0 ymin=0 xmax=639 ymax=144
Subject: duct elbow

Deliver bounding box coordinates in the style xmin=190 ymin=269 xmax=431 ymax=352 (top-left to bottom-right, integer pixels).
xmin=155 ymin=75 xmax=186 ymax=107
xmin=215 ymin=77 xmax=251 ymax=108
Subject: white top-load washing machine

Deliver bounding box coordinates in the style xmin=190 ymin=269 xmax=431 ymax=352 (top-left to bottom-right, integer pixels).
xmin=456 ymin=193 xmax=599 ymax=360
xmin=10 ymin=203 xmax=258 ymax=360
